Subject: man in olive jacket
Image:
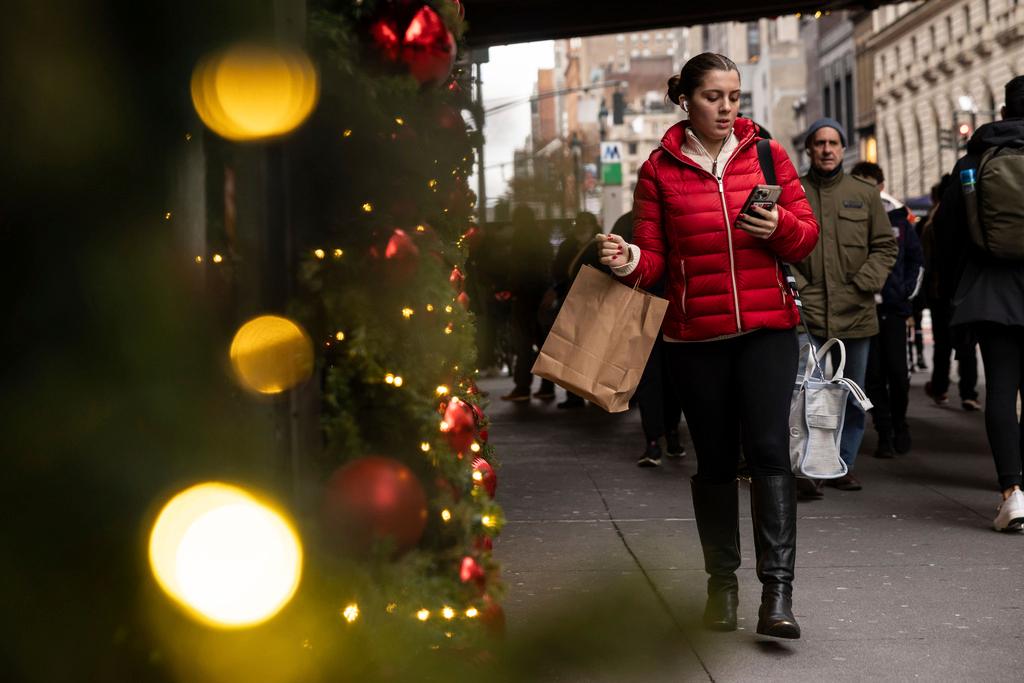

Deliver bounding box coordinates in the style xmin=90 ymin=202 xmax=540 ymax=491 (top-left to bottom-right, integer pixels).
xmin=793 ymin=118 xmax=898 ymax=494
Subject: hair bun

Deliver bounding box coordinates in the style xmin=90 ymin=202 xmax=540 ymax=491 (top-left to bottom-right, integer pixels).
xmin=666 ymin=75 xmax=682 ymax=105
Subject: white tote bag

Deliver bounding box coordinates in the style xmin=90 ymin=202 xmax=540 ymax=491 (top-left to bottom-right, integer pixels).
xmin=790 ymin=339 xmax=873 ymax=480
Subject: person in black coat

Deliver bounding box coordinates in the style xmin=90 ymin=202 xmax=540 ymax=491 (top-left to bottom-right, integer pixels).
xmin=933 ymin=75 xmax=1024 ymax=530
xmin=852 ymin=162 xmax=925 ymax=457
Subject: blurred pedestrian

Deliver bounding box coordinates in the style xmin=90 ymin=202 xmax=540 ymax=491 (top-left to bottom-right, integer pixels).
xmin=599 ymin=53 xmax=819 ymax=638
xmin=501 ymin=206 xmax=555 ymax=402
xmin=850 ymin=162 xmax=924 ymax=458
xmin=792 ymin=118 xmax=898 ymax=493
xmin=932 ymin=75 xmax=1024 ymax=531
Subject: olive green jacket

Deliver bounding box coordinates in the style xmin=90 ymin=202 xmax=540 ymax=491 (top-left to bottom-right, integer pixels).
xmin=793 ymin=169 xmax=898 ymax=339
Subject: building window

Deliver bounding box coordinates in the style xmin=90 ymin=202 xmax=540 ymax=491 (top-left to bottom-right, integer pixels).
xmin=963 ymin=5 xmax=971 ymax=33
xmin=747 ymin=22 xmax=761 ymax=62
xmin=845 ymin=73 xmax=854 ymax=144
xmin=911 ymin=36 xmax=918 ymax=61
xmin=833 ymin=79 xmax=842 ymax=131
xmin=929 ymin=25 xmax=936 ymax=53
xmin=946 ymin=15 xmax=954 ymax=42
xmin=824 ymin=84 xmax=832 ymax=118
xmin=628 ymin=142 xmax=638 ymax=154
xmin=616 ymin=34 xmax=625 ymax=42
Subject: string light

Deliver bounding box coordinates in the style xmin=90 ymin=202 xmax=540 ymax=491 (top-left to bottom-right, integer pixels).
xmin=420 ymin=442 xmax=431 ymax=452
xmin=165 ymin=212 xmax=172 ymax=220
xmin=465 ymin=607 xmax=479 ymax=618
xmin=470 ymin=442 xmax=481 ymax=453
xmin=342 ymin=604 xmax=360 ymax=623
xmin=416 ymin=609 xmax=430 ymax=621
xmin=444 ymin=323 xmax=454 ymax=335
xmin=314 ymin=248 xmax=326 ymax=259
xmin=439 ymin=420 xmax=450 ymax=431
xmin=395 ymin=117 xmax=405 ymax=126
xmin=393 ymin=376 xmax=403 ymax=387
xmin=428 ymin=179 xmax=438 ymax=189
xmin=343 ymin=129 xmax=353 ymax=137
xmin=436 ymin=385 xmax=449 ymax=396
xmin=472 ymin=471 xmax=483 ymax=483
xmin=440 ymin=509 xmax=452 ymax=522
xmin=481 ymin=515 xmax=496 ymax=528
xmin=441 ymin=606 xmax=455 ymax=620
xmin=416 ymin=224 xmax=427 ymax=233
xmin=426 ymin=304 xmax=435 ymax=312
xmin=195 ymin=255 xmax=203 ymax=264
xmin=444 ymin=305 xmax=454 ymax=314
xmin=814 ymin=10 xmax=822 ymax=18
xmin=385 ymin=374 xmax=395 ymax=384
xmin=402 ymin=307 xmax=415 ymax=319
xmin=333 ymin=248 xmax=344 ymax=258
xmin=362 ymin=203 xmax=373 ymax=213
xmin=185 ymin=133 xmax=193 ymax=141
xmin=334 ymin=331 xmax=345 ymax=341
xmin=386 ymin=603 xmax=397 ymax=614
xmin=212 ymin=253 xmax=224 ymax=264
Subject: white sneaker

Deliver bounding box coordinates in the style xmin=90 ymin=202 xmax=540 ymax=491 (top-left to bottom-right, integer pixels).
xmin=993 ymin=489 xmax=1024 ymax=532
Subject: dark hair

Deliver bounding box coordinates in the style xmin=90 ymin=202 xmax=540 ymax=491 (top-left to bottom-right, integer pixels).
xmin=850 ymin=161 xmax=885 ymax=185
xmin=666 ymin=52 xmax=740 ymax=106
xmin=1005 ymin=75 xmax=1024 ymax=118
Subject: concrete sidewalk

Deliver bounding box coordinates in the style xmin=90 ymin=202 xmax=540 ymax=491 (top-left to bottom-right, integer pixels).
xmin=485 ymin=368 xmax=1024 ymax=681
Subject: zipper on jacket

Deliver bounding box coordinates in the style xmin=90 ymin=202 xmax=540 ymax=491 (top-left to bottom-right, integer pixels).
xmin=715 ymin=175 xmax=743 ymax=333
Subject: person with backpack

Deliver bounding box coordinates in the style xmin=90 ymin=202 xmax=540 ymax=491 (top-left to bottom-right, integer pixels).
xmin=933 ymin=75 xmax=1024 ymax=531
xmin=849 ymin=162 xmax=925 ymax=458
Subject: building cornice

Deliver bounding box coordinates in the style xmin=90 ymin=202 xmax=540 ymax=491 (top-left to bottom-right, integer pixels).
xmin=863 ymin=0 xmax=959 ymax=51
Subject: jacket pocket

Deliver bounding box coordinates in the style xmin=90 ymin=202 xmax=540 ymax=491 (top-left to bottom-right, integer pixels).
xmin=679 ymin=258 xmax=688 ymax=315
xmin=837 ymin=207 xmax=869 ymax=280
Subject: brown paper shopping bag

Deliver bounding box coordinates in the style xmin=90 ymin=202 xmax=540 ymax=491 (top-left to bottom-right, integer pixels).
xmin=531 ymin=265 xmax=668 ymax=413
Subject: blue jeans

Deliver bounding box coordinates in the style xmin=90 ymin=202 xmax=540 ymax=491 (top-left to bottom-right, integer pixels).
xmin=800 ymin=335 xmax=872 ymax=471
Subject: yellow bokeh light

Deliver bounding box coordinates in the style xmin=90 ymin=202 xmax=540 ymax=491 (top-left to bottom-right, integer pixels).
xmin=195 ymin=255 xmax=203 ymax=264
xmin=393 ymin=376 xmax=404 ymax=388
xmin=362 ymin=202 xmax=373 ymax=213
xmin=465 ymin=607 xmax=479 ymax=618
xmin=472 ymin=471 xmax=483 ymax=482
xmin=333 ymin=248 xmax=344 ymax=258
xmin=416 ymin=224 xmax=427 ymax=233
xmin=386 ymin=602 xmax=398 ymax=613
xmin=148 ymin=482 xmax=303 ymax=628
xmin=444 ymin=305 xmax=454 ymax=314
xmin=481 ymin=515 xmax=495 ymax=528
xmin=442 ymin=606 xmax=455 ymax=620
xmin=416 ymin=609 xmax=430 ymax=621
xmin=229 ymin=315 xmax=314 ymax=394
xmin=190 ymin=43 xmax=319 ymax=142
xmin=470 ymin=443 xmax=481 ymax=453
xmin=314 ymin=248 xmax=326 ymax=259
xmin=444 ymin=323 xmax=454 ymax=335
xmin=342 ymin=603 xmax=359 ymax=623
xmin=441 ymin=509 xmax=452 ymax=522
xmin=395 ymin=117 xmax=405 ymax=126
xmin=385 ymin=373 xmax=395 ymax=384
xmin=343 ymin=129 xmax=353 ymax=137
xmin=402 ymin=307 xmax=415 ymax=319
xmin=436 ymin=385 xmax=449 ymax=396
xmin=212 ymin=253 xmax=224 ymax=264
xmin=420 ymin=442 xmax=431 ymax=452
xmin=426 ymin=304 xmax=435 ymax=312
xmin=334 ymin=331 xmax=345 ymax=341
xmin=165 ymin=212 xmax=172 ymax=220
xmin=439 ymin=420 xmax=450 ymax=431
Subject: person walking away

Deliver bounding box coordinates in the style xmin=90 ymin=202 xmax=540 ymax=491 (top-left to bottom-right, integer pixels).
xmin=932 ymin=76 xmax=1024 ymax=531
xmin=598 ymin=53 xmax=819 ymax=637
xmin=792 ymin=118 xmax=898 ymax=494
xmin=501 ymin=206 xmax=555 ymax=402
xmin=605 ymin=210 xmax=687 ymax=466
xmin=923 ymin=174 xmax=983 ymax=411
xmin=850 ymin=162 xmax=925 ymax=458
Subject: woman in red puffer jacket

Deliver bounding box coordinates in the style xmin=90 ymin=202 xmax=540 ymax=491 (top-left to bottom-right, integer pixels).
xmin=598 ymin=52 xmax=818 ymax=640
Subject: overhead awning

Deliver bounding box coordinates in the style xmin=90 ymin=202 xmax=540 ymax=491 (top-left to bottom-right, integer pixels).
xmin=462 ymin=1 xmax=883 ymax=47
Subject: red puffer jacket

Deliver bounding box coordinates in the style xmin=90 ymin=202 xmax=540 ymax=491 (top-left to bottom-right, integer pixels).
xmin=619 ymin=117 xmax=819 ymax=341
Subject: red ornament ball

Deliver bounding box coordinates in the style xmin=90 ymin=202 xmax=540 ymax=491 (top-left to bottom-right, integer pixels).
xmin=459 ymin=555 xmax=485 ymax=584
xmin=472 ymin=456 xmax=497 ymax=498
xmin=474 ymin=535 xmax=493 ymax=552
xmin=382 ymin=228 xmax=420 ymax=282
xmin=449 ymin=265 xmax=465 ymax=290
xmin=369 ymin=5 xmax=455 ymax=86
xmin=479 ymin=428 xmax=489 ymax=443
xmin=457 ymin=291 xmax=471 ymax=310
xmin=461 ymin=225 xmax=483 ymax=250
xmin=322 ymin=456 xmax=428 ymax=556
xmin=441 ymin=397 xmax=475 ymax=454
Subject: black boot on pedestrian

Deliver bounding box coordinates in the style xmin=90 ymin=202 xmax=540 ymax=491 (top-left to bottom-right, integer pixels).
xmin=874 ymin=431 xmax=894 ymax=459
xmin=690 ymin=477 xmax=740 ymax=631
xmin=750 ymin=475 xmax=801 ymax=640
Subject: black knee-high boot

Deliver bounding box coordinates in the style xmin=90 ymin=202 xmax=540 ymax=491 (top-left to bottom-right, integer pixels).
xmin=750 ymin=475 xmax=801 ymax=639
xmin=690 ymin=477 xmax=740 ymax=631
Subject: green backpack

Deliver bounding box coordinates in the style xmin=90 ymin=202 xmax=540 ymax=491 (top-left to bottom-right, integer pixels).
xmin=964 ymin=139 xmax=1024 ymax=260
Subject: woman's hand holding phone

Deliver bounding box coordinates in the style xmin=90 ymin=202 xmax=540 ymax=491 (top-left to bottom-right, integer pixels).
xmin=736 ymin=204 xmax=779 ymax=240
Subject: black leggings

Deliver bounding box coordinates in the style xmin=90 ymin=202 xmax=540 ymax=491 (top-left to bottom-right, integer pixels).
xmin=976 ymin=323 xmax=1024 ymax=491
xmin=636 ymin=335 xmax=683 ymax=442
xmin=666 ymin=328 xmax=798 ymax=483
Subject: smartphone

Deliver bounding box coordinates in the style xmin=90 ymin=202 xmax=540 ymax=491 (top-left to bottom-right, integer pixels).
xmin=740 ymin=184 xmax=782 ymax=216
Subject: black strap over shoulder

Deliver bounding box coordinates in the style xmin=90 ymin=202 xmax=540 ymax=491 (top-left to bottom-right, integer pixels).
xmin=756 ymin=138 xmax=777 ymax=186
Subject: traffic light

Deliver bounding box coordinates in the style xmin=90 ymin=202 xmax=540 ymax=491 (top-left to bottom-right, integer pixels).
xmin=958 ymin=122 xmax=972 ymax=145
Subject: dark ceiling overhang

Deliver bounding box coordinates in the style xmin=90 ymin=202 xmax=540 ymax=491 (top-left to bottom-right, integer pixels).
xmin=462 ymin=1 xmax=883 ymax=47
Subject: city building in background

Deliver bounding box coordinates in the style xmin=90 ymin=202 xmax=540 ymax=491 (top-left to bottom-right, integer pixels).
xmin=856 ymin=0 xmax=1024 ymax=201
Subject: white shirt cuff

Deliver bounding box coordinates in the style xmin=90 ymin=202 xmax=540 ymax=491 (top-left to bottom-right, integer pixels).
xmin=611 ymin=244 xmax=641 ymax=277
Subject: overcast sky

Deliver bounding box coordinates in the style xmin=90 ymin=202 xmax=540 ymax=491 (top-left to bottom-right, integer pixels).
xmin=467 ymin=41 xmax=555 ymax=208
